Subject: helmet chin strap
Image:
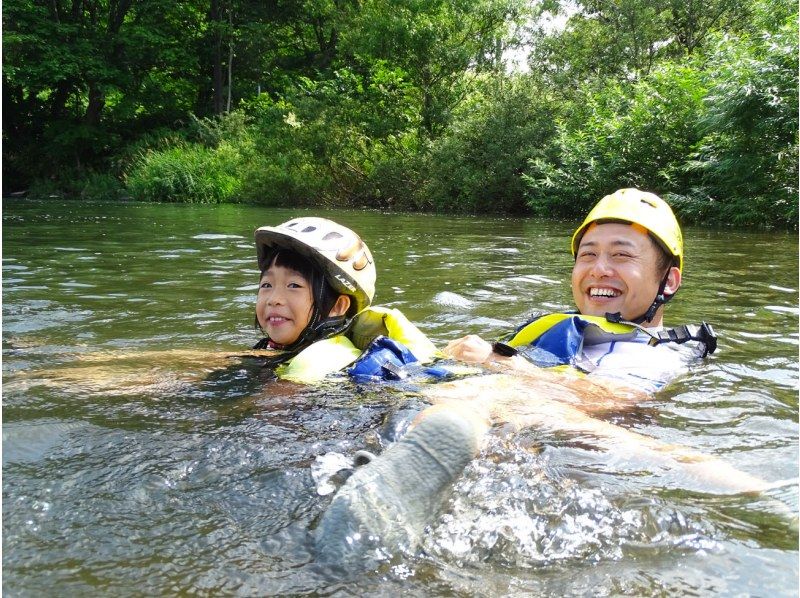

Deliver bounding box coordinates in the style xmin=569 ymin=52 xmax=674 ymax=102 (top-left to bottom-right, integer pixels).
xmin=606 ymin=269 xmax=674 ymax=325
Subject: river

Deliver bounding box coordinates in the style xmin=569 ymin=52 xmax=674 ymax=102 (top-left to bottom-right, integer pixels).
xmin=3 ymin=199 xmax=798 ymax=595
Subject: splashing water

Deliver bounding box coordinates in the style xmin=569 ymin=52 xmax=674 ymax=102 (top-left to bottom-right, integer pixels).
xmin=424 ymin=436 xmax=720 ymax=569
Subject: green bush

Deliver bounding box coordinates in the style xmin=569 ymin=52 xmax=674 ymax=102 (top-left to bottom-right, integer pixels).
xmin=111 ymin=128 xmax=188 ymax=179
xmin=239 ymin=78 xmax=421 ymax=208
xmin=26 ymin=171 xmax=124 ymax=201
xmin=124 ymin=141 xmax=243 ymax=203
xmin=680 ymin=14 xmax=798 ymax=227
xmin=363 ymin=133 xmax=426 ymax=210
xmin=236 ymin=95 xmax=332 ymax=206
xmin=239 ymin=148 xmax=330 ymax=206
xmin=418 ymin=75 xmax=559 ymax=214
xmin=184 ymin=111 xmax=253 ymax=147
xmin=80 ymin=172 xmax=125 ymax=200
xmin=27 ymin=178 xmax=69 ymax=199
xmin=523 ymin=63 xmax=707 ymax=218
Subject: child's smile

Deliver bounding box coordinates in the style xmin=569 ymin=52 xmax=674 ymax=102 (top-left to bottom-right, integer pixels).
xmin=256 ymin=264 xmax=314 ymax=347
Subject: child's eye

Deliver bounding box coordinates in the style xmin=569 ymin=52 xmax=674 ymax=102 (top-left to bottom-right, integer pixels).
xmin=288 ymin=282 xmax=304 ymax=289
xmin=260 ymin=282 xmax=272 ymax=289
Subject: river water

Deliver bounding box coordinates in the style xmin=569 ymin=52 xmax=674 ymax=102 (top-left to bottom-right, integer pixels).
xmin=3 ymin=200 xmax=798 ymax=596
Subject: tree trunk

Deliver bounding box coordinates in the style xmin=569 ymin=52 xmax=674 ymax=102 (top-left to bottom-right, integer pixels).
xmin=211 ymin=0 xmax=224 ymax=114
xmin=84 ymin=83 xmax=106 ymax=126
xmin=226 ymin=5 xmax=233 ymax=112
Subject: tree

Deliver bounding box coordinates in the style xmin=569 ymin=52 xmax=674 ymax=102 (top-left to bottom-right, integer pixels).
xmin=529 ymin=0 xmax=750 ymax=90
xmin=523 ymin=62 xmax=708 ymax=218
xmin=342 ymin=0 xmax=525 ymax=137
xmin=3 ymin=0 xmax=207 ymax=186
xmin=683 ymin=10 xmax=798 ymax=227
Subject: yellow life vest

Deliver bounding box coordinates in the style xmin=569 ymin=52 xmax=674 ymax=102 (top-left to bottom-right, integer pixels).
xmin=276 ymin=306 xmax=438 ymax=384
xmin=498 ymin=313 xmax=640 ymax=375
xmin=502 ymin=312 xmax=716 ymax=373
xmin=506 ymin=313 xmax=639 ymax=348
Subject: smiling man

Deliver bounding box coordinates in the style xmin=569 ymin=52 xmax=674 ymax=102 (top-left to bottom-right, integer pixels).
xmin=571 ymin=221 xmax=681 ymax=324
xmin=314 ymin=192 xmax=766 ymax=564
xmin=444 ymin=188 xmax=716 ymax=400
xmin=570 ymin=189 xmax=682 ymax=327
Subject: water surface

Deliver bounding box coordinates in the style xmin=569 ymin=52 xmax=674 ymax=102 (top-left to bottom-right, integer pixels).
xmin=3 ymin=200 xmax=798 ymax=595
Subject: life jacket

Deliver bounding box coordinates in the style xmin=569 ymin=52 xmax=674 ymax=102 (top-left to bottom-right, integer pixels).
xmin=499 ymin=312 xmax=716 ymax=371
xmin=347 ymin=335 xmax=453 ymax=383
xmin=276 ymin=306 xmax=439 ymax=384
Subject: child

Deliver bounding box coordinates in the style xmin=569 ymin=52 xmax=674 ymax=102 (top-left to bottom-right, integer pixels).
xmin=252 ymin=217 xmax=439 ymax=383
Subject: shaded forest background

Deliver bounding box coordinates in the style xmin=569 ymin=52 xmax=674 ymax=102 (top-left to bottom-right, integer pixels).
xmin=3 ymin=0 xmax=797 ymax=227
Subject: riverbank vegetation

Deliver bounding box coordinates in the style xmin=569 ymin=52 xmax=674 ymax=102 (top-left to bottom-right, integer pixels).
xmin=4 ymin=0 xmax=797 ymax=227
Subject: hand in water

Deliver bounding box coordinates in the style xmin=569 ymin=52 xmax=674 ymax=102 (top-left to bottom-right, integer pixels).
xmin=443 ymin=334 xmax=493 ymax=364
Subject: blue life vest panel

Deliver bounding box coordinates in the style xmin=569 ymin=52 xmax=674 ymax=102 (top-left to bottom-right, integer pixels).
xmin=507 ymin=313 xmax=641 ymax=369
xmin=348 ymin=336 xmax=450 ymax=382
xmin=517 ymin=316 xmax=591 ymax=367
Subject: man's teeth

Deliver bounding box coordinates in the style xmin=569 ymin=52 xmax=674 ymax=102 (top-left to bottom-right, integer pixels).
xmin=590 ymin=288 xmax=619 ymax=297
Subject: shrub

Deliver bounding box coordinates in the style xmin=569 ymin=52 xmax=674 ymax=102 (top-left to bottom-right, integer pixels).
xmin=26 ymin=170 xmax=114 ymax=200
xmin=680 ymin=15 xmax=799 ymax=227
xmin=523 ymin=63 xmax=707 ymax=219
xmin=125 ymin=141 xmax=243 ymax=203
xmin=238 ymin=148 xmax=330 ymax=206
xmin=80 ymin=172 xmax=125 ymax=200
xmin=418 ymin=74 xmax=559 ymax=214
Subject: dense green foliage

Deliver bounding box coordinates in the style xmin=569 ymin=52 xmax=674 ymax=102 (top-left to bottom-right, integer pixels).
xmin=524 ymin=63 xmax=708 ymax=218
xmin=4 ymin=0 xmax=797 ymax=227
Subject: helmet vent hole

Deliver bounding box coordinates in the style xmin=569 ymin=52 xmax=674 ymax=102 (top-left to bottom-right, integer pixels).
xmin=301 ymin=226 xmax=316 ymax=232
xmin=322 ymin=232 xmax=343 ymax=241
xmin=640 ymin=198 xmax=657 ymax=208
xmin=353 ymin=252 xmax=369 ymax=271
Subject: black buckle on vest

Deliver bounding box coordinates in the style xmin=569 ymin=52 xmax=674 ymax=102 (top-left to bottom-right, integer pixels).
xmin=648 ymin=322 xmax=717 ymax=357
xmin=696 ymin=322 xmax=717 ymax=356
xmin=381 ymin=361 xmax=409 ymax=380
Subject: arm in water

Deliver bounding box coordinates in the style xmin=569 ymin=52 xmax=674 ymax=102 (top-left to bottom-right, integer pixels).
xmin=418 ymin=374 xmax=773 ymax=496
xmin=444 ymin=334 xmax=649 ymax=410
xmin=442 ymin=336 xmax=776 ymax=494
xmin=315 ymin=376 xmax=794 ymax=568
xmin=5 ymin=349 xmax=283 ymax=391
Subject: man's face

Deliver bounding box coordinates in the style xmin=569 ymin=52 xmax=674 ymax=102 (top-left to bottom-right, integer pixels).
xmin=571 ymin=222 xmax=673 ymax=324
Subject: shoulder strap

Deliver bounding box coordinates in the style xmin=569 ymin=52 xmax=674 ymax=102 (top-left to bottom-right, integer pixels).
xmin=647 ymin=322 xmax=718 ymax=357
xmin=349 ymin=306 xmax=438 ymax=363
xmin=507 ymin=312 xmax=635 ymax=348
xmin=604 ymin=312 xmax=717 ymax=357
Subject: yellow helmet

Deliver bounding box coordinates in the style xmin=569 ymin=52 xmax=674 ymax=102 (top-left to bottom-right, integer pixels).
xmin=255 ymin=217 xmax=376 ymax=313
xmin=570 ymin=188 xmax=683 ymax=272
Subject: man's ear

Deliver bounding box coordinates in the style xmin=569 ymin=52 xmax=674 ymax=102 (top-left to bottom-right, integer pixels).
xmin=664 ymin=266 xmax=681 ymax=296
xmin=328 ymin=295 xmax=351 ymax=317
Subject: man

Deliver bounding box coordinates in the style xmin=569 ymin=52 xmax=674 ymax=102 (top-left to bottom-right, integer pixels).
xmin=314 ymin=190 xmax=783 ymax=567
xmin=443 ymin=187 xmax=715 ymax=403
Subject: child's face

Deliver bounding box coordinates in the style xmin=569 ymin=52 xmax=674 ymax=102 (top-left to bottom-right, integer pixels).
xmin=256 ymin=264 xmax=314 ymax=347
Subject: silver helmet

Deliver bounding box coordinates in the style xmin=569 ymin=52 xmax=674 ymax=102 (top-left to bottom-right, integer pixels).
xmin=255 ymin=217 xmax=376 ymax=313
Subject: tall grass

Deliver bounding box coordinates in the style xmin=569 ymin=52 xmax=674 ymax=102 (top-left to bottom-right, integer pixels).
xmin=125 ymin=142 xmax=243 ymax=203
